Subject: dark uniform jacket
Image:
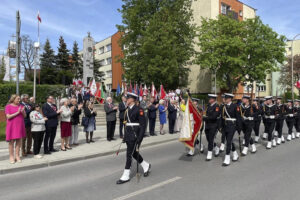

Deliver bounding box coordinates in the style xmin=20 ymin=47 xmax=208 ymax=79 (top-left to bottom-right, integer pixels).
xmin=124 ymin=105 xmax=146 ymax=143
xmin=276 ymin=104 xmax=285 ymax=120
xmin=118 ymin=101 xmax=127 ymax=120
xmin=294 ymin=106 xmax=300 ymax=119
xmin=285 ymin=105 xmax=295 ymax=121
xmin=42 ymin=103 xmax=59 ymax=128
xmin=168 ymin=103 xmax=177 ymax=120
xmin=221 ymin=102 xmax=242 ymax=131
xmin=240 ymin=104 xmax=258 ymax=120
xmin=204 ymin=103 xmax=220 ymax=124
xmin=263 ymin=104 xmax=276 ymax=120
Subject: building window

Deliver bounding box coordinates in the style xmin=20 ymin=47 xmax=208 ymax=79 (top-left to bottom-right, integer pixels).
xmin=221 ymin=3 xmax=230 ymax=15
xmin=244 ymin=85 xmax=252 ymax=93
xmin=239 ymin=10 xmax=243 ymax=17
xmin=98 ymin=47 xmax=104 ymax=54
xmin=99 ymin=59 xmax=105 ymax=66
xmin=257 ymin=85 xmax=266 ymax=92
xmin=106 ymin=44 xmax=112 ymax=52
xmin=106 ymin=57 xmax=112 ymax=65
xmin=106 ymin=70 xmax=112 ymax=78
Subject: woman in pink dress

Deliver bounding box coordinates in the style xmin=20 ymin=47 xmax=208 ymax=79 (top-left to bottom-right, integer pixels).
xmin=5 ymin=95 xmax=26 ymax=164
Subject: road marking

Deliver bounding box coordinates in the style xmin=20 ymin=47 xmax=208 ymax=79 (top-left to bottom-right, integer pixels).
xmin=113 ymin=176 xmax=182 ymax=200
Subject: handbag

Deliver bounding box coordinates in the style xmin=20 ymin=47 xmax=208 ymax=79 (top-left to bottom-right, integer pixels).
xmin=81 ymin=116 xmax=89 ymax=127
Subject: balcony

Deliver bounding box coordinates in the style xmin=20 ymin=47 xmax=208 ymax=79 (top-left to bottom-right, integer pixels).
xmin=225 ymin=10 xmax=239 ymax=20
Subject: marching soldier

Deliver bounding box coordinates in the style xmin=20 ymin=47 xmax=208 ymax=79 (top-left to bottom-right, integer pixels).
xmin=262 ymin=98 xmax=268 ymax=140
xmin=203 ymin=94 xmax=220 ymax=161
xmin=116 ymin=92 xmax=151 ymax=184
xmin=221 ymin=93 xmax=241 ymax=166
xmin=219 ymin=94 xmax=226 ymax=152
xmin=293 ymin=100 xmax=300 ymax=138
xmin=240 ymin=95 xmax=258 ymax=156
xmin=262 ymin=96 xmax=276 ymax=149
xmin=285 ymin=100 xmax=295 ymax=141
xmin=253 ymin=99 xmax=262 ymax=143
xmin=275 ymin=97 xmax=285 ymax=144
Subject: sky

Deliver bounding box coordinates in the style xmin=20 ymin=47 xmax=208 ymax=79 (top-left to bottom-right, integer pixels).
xmin=0 ymin=0 xmax=300 ymax=55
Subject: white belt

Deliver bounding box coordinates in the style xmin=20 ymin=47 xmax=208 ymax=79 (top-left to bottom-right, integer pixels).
xmin=244 ymin=117 xmax=254 ymax=120
xmin=126 ymin=123 xmax=140 ymax=126
xmin=225 ymin=118 xmax=236 ymax=121
xmin=265 ymin=115 xmax=275 ymax=119
xmin=287 ymin=114 xmax=294 ymax=117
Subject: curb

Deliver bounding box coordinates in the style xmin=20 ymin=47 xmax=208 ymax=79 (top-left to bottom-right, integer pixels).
xmin=0 ymin=137 xmax=178 ymax=175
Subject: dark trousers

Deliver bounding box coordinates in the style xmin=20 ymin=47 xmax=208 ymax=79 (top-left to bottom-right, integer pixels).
xmin=32 ymin=131 xmax=45 ymax=155
xmin=168 ymin=117 xmax=176 ymax=133
xmin=221 ymin=129 xmax=226 ymax=144
xmin=107 ymin=120 xmax=116 ymax=140
xmin=275 ymin=118 xmax=284 ymax=137
xmin=119 ymin=118 xmax=124 ymax=137
xmin=265 ymin=119 xmax=275 ymax=141
xmin=205 ymin=124 xmax=217 ymax=151
xmin=125 ymin=140 xmax=144 ymax=169
xmin=286 ymin=118 xmax=294 ymax=135
xmin=144 ymin=114 xmax=148 ymax=135
xmin=224 ymin=123 xmax=236 ymax=155
xmin=294 ymin=117 xmax=300 ymax=132
xmin=254 ymin=119 xmax=261 ymax=137
xmin=22 ymin=126 xmax=32 ymax=153
xmin=263 ymin=118 xmax=267 ymax=133
xmin=242 ymin=121 xmax=254 ymax=147
xmin=149 ymin=118 xmax=156 ymax=135
xmin=44 ymin=126 xmax=57 ymax=152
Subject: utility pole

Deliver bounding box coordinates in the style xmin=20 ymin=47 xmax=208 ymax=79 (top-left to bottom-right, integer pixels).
xmin=16 ymin=11 xmax=21 ymax=95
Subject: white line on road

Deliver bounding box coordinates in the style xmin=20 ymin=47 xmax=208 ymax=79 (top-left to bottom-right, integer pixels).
xmin=113 ymin=176 xmax=182 ymax=200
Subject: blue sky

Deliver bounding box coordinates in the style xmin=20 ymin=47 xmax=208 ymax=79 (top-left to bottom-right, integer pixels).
xmin=0 ymin=0 xmax=299 ymax=54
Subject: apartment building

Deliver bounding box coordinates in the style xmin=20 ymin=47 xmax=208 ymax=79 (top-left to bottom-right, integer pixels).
xmin=189 ymin=0 xmax=256 ymax=95
xmin=93 ymin=32 xmax=123 ymax=91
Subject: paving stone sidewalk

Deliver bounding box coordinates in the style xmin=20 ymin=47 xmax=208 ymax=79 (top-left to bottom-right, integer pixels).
xmin=0 ymin=124 xmax=178 ymax=174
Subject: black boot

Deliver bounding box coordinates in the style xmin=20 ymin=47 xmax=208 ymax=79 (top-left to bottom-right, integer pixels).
xmin=86 ymin=132 xmax=90 ymax=143
xmin=90 ymin=132 xmax=95 ymax=143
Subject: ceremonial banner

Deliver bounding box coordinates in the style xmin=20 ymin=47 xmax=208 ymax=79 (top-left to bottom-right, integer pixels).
xmin=179 ymin=98 xmax=202 ymax=150
xmin=160 ymin=84 xmax=166 ymax=100
xmin=90 ymin=79 xmax=97 ymax=95
xmin=296 ymin=80 xmax=300 ymax=89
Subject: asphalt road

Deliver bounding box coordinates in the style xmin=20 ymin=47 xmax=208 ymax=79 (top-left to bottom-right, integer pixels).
xmin=0 ymin=130 xmax=300 ymax=200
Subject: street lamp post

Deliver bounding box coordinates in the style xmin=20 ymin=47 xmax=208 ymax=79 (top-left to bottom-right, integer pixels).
xmin=291 ymin=34 xmax=300 ymax=101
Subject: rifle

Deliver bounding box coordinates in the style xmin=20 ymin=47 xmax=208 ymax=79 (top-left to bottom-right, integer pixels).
xmin=136 ymin=146 xmax=141 ymax=182
xmin=238 ymin=131 xmax=242 ymax=154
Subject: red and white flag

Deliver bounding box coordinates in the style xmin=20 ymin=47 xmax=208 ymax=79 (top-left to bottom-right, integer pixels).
xmin=90 ymin=79 xmax=97 ymax=95
xmin=37 ymin=11 xmax=42 ymax=23
xmin=295 ymin=80 xmax=300 ymax=89
xmin=151 ymin=82 xmax=157 ymax=99
xmin=179 ymin=97 xmax=203 ymax=150
xmin=129 ymin=81 xmax=133 ymax=93
xmin=134 ymin=83 xmax=138 ymax=94
xmin=160 ymin=84 xmax=166 ymax=100
xmin=143 ymin=84 xmax=148 ymax=96
xmin=139 ymin=84 xmax=143 ymax=97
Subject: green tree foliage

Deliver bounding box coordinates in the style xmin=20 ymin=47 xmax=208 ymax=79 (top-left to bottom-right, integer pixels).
xmin=72 ymin=41 xmax=83 ymax=79
xmin=56 ymin=36 xmax=72 ymax=85
xmin=40 ymin=39 xmax=58 ymax=84
xmin=196 ymin=15 xmax=286 ymax=92
xmin=117 ymin=0 xmax=195 ymax=89
xmin=279 ymin=54 xmax=300 ymax=90
xmin=0 ymin=56 xmax=6 ymax=83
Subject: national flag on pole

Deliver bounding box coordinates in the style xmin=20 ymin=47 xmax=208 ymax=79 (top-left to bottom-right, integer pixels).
xmin=116 ymin=83 xmax=121 ymax=96
xmin=143 ymin=84 xmax=148 ymax=96
xmin=139 ymin=84 xmax=143 ymax=101
xmin=179 ymin=97 xmax=202 ymax=150
xmin=160 ymin=84 xmax=166 ymax=100
xmin=37 ymin=11 xmax=42 ymax=23
xmin=296 ymin=80 xmax=300 ymax=89
xmin=90 ymin=79 xmax=97 ymax=95
xmin=121 ymin=82 xmax=124 ymax=94
xmin=151 ymin=82 xmax=157 ymax=99
xmin=134 ymin=83 xmax=138 ymax=95
xmin=124 ymin=83 xmax=128 ymax=95
xmin=72 ymin=79 xmax=78 ymax=86
xmin=129 ymin=81 xmax=133 ymax=93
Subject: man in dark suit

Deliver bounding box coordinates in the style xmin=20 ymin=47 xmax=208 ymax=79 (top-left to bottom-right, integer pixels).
xmin=42 ymin=96 xmax=62 ymax=154
xmin=118 ymin=96 xmax=127 ymax=139
xmin=104 ymin=97 xmax=118 ymax=141
xmin=21 ymin=94 xmax=33 ymax=156
xmin=148 ymin=97 xmax=159 ymax=136
xmin=168 ymin=100 xmax=177 ymax=134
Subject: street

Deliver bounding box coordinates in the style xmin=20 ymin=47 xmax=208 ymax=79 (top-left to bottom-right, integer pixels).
xmin=0 ymin=130 xmax=300 ymax=200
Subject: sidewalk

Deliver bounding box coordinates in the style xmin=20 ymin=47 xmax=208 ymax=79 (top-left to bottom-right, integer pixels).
xmin=0 ymin=124 xmax=178 ymax=175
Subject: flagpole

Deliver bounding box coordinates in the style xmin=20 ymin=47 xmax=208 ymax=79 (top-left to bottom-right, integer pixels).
xmin=33 ymin=11 xmax=40 ymax=103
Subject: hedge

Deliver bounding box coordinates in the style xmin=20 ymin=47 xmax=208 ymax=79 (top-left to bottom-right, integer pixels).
xmin=0 ymin=83 xmax=66 ymax=108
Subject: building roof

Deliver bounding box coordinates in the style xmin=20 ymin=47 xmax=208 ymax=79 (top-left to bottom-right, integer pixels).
xmin=237 ymin=0 xmax=257 ymax=11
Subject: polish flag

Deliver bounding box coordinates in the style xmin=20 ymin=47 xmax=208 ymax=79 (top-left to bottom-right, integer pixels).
xmin=139 ymin=84 xmax=143 ymax=97
xmin=129 ymin=81 xmax=133 ymax=93
xmin=160 ymin=84 xmax=166 ymax=100
xmin=151 ymin=82 xmax=157 ymax=99
xmin=143 ymin=84 xmax=148 ymax=96
xmin=37 ymin=11 xmax=42 ymax=23
xmin=296 ymin=80 xmax=300 ymax=89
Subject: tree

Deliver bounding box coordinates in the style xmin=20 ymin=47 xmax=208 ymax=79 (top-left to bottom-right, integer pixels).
xmin=93 ymin=53 xmax=105 ymax=82
xmin=20 ymin=35 xmax=35 ymax=81
xmin=72 ymin=41 xmax=83 ymax=79
xmin=56 ymin=36 xmax=72 ymax=85
xmin=196 ymin=15 xmax=286 ymax=92
xmin=117 ymin=0 xmax=195 ymax=89
xmin=40 ymin=39 xmax=57 ymax=84
xmin=0 ymin=56 xmax=6 ymax=83
xmin=279 ymin=54 xmax=300 ymax=90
